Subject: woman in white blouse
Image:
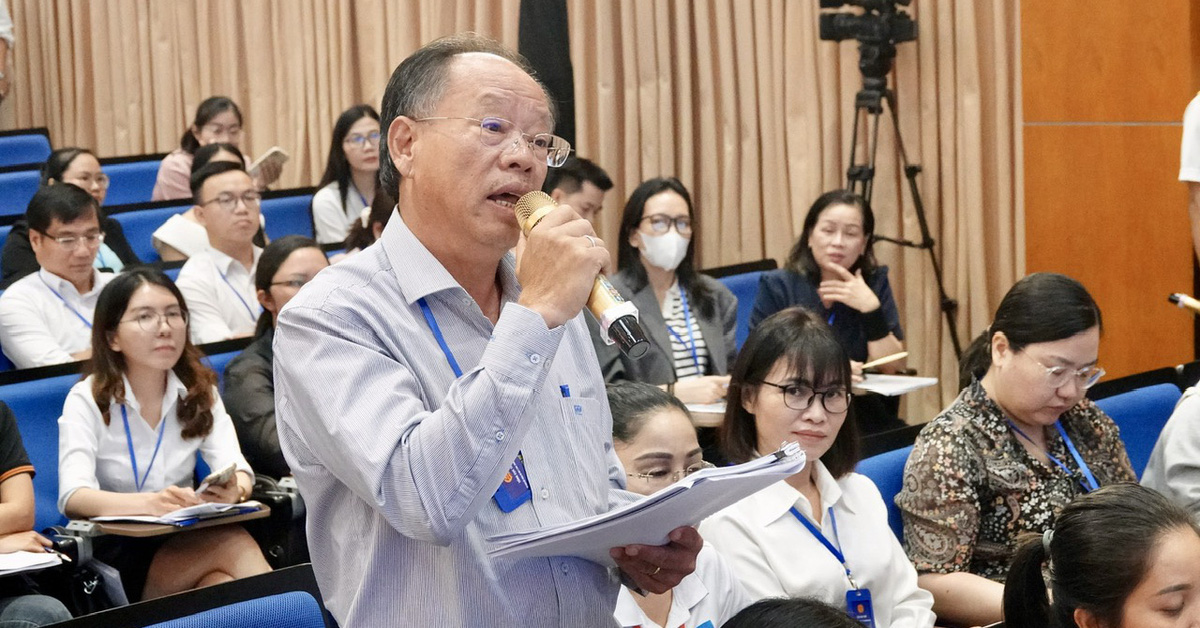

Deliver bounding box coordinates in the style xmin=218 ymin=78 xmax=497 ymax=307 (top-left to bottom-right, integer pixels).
xmin=608 ymin=381 xmax=750 ymax=628
xmin=58 ymin=267 xmax=271 ymax=602
xmin=310 ymin=105 xmax=380 ymax=244
xmin=698 ymin=307 xmax=934 ymax=628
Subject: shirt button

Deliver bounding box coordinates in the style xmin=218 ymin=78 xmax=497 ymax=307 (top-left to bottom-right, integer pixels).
xmin=495 ymin=430 xmax=505 ymax=442
xmin=560 ymin=562 xmax=569 ymax=574
xmin=529 ymin=354 xmax=542 ymax=365
xmin=540 ymin=488 xmax=549 ymax=500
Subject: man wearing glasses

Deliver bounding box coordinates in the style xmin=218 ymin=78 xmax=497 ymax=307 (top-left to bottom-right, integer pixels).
xmin=175 ymin=161 xmax=263 ymax=344
xmin=0 ymin=184 xmax=113 ymax=368
xmin=274 ymin=34 xmax=701 ymax=627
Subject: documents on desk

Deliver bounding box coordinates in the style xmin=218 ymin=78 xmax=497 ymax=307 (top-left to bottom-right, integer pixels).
xmin=852 ymin=373 xmax=938 ymax=397
xmin=487 ymin=444 xmax=806 ymax=565
xmin=0 ymin=550 xmax=61 ymax=576
xmin=91 ymin=501 xmax=262 ymax=526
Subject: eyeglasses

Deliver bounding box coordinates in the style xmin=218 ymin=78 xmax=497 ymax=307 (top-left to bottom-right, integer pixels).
xmin=640 ymin=214 xmax=693 ymax=236
xmin=343 ymin=131 xmax=381 ymax=149
xmin=627 ymin=460 xmax=715 ymax=488
xmin=200 ymin=190 xmax=262 ymax=213
xmin=38 ymin=230 xmax=105 ymax=250
xmin=270 ymin=278 xmax=313 ymax=290
xmin=200 ymin=124 xmax=242 ymax=140
xmin=1022 ymin=353 xmax=1105 ymax=390
xmin=758 ymin=381 xmax=852 ymax=414
xmin=120 ymin=308 xmax=189 ymax=332
xmin=413 ymin=116 xmax=572 ymax=167
xmin=65 ymin=173 xmax=110 ymax=189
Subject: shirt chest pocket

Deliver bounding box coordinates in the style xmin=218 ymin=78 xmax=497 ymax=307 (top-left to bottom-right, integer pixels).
xmin=554 ymin=396 xmax=610 ymax=512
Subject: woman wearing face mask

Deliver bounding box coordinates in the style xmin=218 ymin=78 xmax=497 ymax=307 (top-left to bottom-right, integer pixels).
xmin=595 ymin=177 xmax=737 ymax=405
xmin=310 ymin=105 xmax=380 ymax=244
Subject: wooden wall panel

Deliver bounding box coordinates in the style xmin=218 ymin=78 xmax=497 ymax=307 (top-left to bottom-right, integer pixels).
xmin=1025 ymin=125 xmax=1193 ymax=377
xmin=1022 ymin=0 xmax=1197 ymax=123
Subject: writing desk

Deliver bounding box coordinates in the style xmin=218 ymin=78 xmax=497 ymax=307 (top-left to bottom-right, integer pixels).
xmin=84 ymin=505 xmax=271 ymax=538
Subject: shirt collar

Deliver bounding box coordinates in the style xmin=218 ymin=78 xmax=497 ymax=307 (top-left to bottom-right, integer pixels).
xmin=754 ymin=460 xmax=853 ymax=527
xmin=119 ymin=370 xmax=188 ymax=416
xmin=613 ymin=572 xmax=710 ymax=628
xmin=381 ymin=209 xmax=521 ymax=306
xmin=37 ymin=267 xmax=105 ymax=298
xmin=207 ymin=246 xmax=262 ymax=276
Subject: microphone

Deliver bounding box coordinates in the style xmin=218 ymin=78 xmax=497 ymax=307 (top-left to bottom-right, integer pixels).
xmin=1169 ymin=293 xmax=1200 ymax=314
xmin=514 ymin=191 xmax=649 ymax=359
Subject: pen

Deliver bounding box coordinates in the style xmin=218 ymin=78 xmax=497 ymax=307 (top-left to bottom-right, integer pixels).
xmin=45 ymin=547 xmax=71 ymax=563
xmin=861 ymin=351 xmax=908 ymax=370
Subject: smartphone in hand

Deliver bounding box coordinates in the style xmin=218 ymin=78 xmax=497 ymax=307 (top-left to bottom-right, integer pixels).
xmin=197 ymin=462 xmax=238 ymax=495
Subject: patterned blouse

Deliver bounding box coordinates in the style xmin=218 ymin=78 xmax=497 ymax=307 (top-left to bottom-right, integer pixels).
xmin=895 ymin=380 xmax=1136 ymax=581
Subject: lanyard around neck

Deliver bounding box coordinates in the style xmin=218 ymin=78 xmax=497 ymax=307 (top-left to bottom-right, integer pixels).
xmin=218 ymin=268 xmax=259 ymax=323
xmin=417 ymin=297 xmax=463 ymax=377
xmin=350 ymin=184 xmax=369 ymax=214
xmin=38 ymin=272 xmax=93 ymax=329
xmin=664 ymin=288 xmax=701 ymax=373
xmin=789 ymin=506 xmax=859 ymax=590
xmin=121 ymin=404 xmax=167 ymax=493
xmin=1007 ymin=419 xmax=1099 ymax=492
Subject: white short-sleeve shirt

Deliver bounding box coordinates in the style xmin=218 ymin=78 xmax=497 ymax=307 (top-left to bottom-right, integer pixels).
xmin=0 ymin=268 xmax=114 ymax=369
xmin=311 ymin=181 xmax=368 ymax=245
xmin=175 ymin=247 xmax=262 ymax=344
xmin=614 ymin=544 xmax=751 ymax=628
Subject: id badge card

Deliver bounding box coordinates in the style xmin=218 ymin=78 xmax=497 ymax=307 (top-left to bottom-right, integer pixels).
xmin=493 ymin=452 xmax=532 ymax=513
xmin=846 ymin=588 xmax=876 ymax=628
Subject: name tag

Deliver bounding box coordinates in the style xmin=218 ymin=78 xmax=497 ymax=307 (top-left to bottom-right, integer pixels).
xmin=846 ymin=588 xmax=876 ymax=627
xmin=493 ymin=452 xmax=532 ymax=513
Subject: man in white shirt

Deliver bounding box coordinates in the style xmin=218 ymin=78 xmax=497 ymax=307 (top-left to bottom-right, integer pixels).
xmin=0 ymin=184 xmax=114 ymax=368
xmin=175 ymin=161 xmax=262 ymax=344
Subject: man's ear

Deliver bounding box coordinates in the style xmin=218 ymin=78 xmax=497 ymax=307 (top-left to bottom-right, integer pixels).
xmin=192 ymin=203 xmax=208 ymax=228
xmin=388 ymin=116 xmax=418 ymax=179
xmin=549 ymin=188 xmax=567 ymax=204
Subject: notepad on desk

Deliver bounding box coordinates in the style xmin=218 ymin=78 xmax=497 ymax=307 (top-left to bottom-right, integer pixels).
xmin=92 ymin=501 xmax=262 ymax=526
xmin=0 ymin=550 xmax=61 ymax=576
xmin=486 ymin=444 xmax=806 ymax=565
xmin=853 ymin=373 xmax=938 ymax=397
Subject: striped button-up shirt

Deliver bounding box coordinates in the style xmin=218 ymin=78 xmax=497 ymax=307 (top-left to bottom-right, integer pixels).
xmin=275 ymin=211 xmax=629 ymax=626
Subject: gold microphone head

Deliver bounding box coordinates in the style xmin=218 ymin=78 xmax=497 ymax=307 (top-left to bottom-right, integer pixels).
xmin=514 ymin=190 xmax=557 ymax=233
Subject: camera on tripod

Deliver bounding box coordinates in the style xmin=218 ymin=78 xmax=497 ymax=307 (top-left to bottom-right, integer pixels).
xmin=819 ymin=0 xmax=917 ymax=86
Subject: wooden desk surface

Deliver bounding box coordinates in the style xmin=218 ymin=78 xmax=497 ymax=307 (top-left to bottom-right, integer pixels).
xmin=92 ymin=505 xmax=270 ymax=538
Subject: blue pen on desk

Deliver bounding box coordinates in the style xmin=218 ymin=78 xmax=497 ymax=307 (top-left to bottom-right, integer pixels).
xmin=560 ymin=384 xmax=571 ymax=398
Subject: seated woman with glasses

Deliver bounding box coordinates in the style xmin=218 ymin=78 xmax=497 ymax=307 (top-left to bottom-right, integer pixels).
xmin=594 ymin=177 xmax=738 ymax=406
xmin=698 ymin=307 xmax=935 ymax=628
xmin=222 ymin=236 xmax=328 ymax=480
xmin=607 ymin=381 xmax=750 ymax=628
xmin=57 ymin=267 xmax=271 ymax=602
xmin=311 ymin=105 xmax=380 ymax=244
xmin=895 ymin=272 xmax=1136 ymax=627
xmin=152 ymin=96 xmax=283 ymax=202
xmin=1 ymin=147 xmax=141 ymax=289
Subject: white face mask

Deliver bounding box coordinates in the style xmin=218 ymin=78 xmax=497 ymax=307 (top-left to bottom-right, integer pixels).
xmin=638 ymin=231 xmax=690 ymax=272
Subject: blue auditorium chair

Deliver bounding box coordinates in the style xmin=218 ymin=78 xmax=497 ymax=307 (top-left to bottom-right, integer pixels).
xmin=1094 ymin=382 xmax=1181 ymax=478
xmin=2 ymin=373 xmax=79 ymax=530
xmin=0 ymin=129 xmax=52 ymax=168
xmin=260 ymin=190 xmax=316 ymax=240
xmin=102 ymin=154 xmax=168 ymax=206
xmin=0 ymin=168 xmax=41 ymax=220
xmin=703 ymin=259 xmax=778 ymax=350
xmin=107 ymin=202 xmax=191 ymax=262
xmin=855 ymin=444 xmax=913 ymax=542
xmin=0 ymin=223 xmax=11 ymax=253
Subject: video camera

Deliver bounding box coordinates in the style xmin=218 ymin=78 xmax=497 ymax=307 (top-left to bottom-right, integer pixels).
xmin=819 ymin=0 xmax=917 ymax=84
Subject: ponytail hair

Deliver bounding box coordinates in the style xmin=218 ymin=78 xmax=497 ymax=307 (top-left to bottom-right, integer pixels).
xmin=1002 ymin=483 xmax=1198 ymax=628
xmin=959 ymin=272 xmax=1101 ymax=387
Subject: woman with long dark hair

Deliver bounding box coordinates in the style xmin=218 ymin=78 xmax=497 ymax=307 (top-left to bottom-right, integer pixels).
xmin=311 ymin=105 xmax=380 ymax=244
xmin=1004 ymin=483 xmax=1200 ymax=628
xmin=596 ymin=177 xmax=737 ymax=405
xmin=896 ymin=272 xmax=1136 ymax=627
xmin=700 ymin=307 xmax=934 ymax=627
xmin=57 ymin=268 xmax=271 ymax=602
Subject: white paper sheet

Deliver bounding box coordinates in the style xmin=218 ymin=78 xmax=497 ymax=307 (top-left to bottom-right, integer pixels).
xmin=853 ymin=374 xmax=938 ymax=397
xmin=486 ymin=445 xmax=806 ymax=565
xmin=92 ymin=501 xmax=261 ymax=525
xmin=0 ymin=551 xmax=61 ymax=576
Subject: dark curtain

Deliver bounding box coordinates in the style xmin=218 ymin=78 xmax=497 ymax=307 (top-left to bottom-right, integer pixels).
xmin=518 ymin=0 xmax=576 ymax=147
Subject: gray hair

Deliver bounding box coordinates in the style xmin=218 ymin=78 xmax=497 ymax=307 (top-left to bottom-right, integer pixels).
xmin=377 ymin=32 xmax=557 ymax=197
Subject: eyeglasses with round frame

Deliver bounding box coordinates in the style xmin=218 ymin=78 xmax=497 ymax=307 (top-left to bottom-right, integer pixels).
xmin=36 ymin=230 xmax=106 ymax=250
xmin=200 ymin=123 xmax=242 ymax=141
xmin=120 ymin=308 xmax=189 ymax=333
xmin=269 ymin=278 xmax=314 ymax=290
xmin=1020 ymin=352 xmax=1105 ymax=390
xmin=412 ymin=116 xmax=572 ymax=167
xmin=199 ymin=190 xmax=262 ymax=213
xmin=63 ymin=173 xmax=110 ymax=190
xmin=758 ymin=381 xmax=852 ymax=414
xmin=627 ymin=460 xmax=716 ymax=488
xmin=343 ymin=131 xmax=381 ymax=150
xmin=639 ymin=214 xmax=693 ymax=237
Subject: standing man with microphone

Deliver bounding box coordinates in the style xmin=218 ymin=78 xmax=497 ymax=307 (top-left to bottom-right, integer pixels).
xmin=273 ymin=34 xmax=700 ymax=627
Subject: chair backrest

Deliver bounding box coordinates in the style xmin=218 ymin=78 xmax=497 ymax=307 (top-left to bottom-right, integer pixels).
xmin=0 ymin=129 xmax=52 ymax=168
xmin=0 ymin=168 xmax=42 ymax=220
xmin=855 ymin=444 xmax=913 ymax=542
xmin=715 ymin=270 xmax=768 ymax=350
xmin=145 ymin=591 xmax=326 ymax=628
xmin=1 ymin=373 xmax=80 ymax=530
xmin=260 ymin=191 xmax=315 ymax=241
xmin=102 ymin=155 xmax=168 ymax=206
xmin=108 ymin=202 xmax=192 ymax=263
xmin=204 ymin=350 xmax=242 ymax=393
xmin=1093 ymin=382 xmax=1181 ymax=478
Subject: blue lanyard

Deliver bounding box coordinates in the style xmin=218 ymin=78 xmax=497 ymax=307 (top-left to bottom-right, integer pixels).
xmin=218 ymin=269 xmax=259 ymax=323
xmin=351 ymin=185 xmax=369 ymax=213
xmin=790 ymin=506 xmax=859 ymax=590
xmin=664 ymin=289 xmax=702 ymax=373
xmin=417 ymin=297 xmax=463 ymax=377
xmin=121 ymin=404 xmax=167 ymax=493
xmin=827 ymin=310 xmax=836 ymax=326
xmin=38 ymin=272 xmax=93 ymax=329
xmin=1007 ymin=419 xmax=1099 ymax=492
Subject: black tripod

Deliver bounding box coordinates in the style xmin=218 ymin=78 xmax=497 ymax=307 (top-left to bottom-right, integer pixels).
xmin=844 ymin=75 xmax=963 ymax=360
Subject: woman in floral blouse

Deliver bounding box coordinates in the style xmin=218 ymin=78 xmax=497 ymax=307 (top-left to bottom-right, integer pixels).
xmin=895 ymin=272 xmax=1136 ymax=627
